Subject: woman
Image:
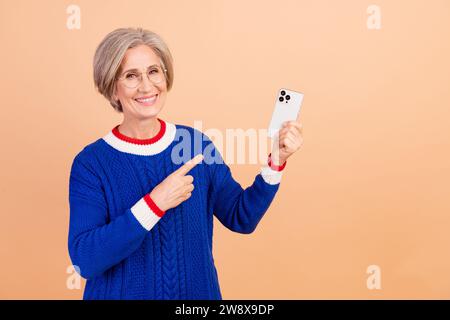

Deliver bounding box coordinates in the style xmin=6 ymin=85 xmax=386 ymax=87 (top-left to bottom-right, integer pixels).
xmin=68 ymin=27 xmax=303 ymax=299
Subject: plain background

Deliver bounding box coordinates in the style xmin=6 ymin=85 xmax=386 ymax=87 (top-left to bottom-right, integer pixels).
xmin=1 ymin=0 xmax=449 ymax=299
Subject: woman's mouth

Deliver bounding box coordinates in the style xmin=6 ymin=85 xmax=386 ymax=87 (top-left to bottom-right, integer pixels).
xmin=135 ymin=94 xmax=158 ymax=106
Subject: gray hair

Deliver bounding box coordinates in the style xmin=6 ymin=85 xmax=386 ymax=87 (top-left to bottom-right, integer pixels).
xmin=93 ymin=27 xmax=174 ymax=112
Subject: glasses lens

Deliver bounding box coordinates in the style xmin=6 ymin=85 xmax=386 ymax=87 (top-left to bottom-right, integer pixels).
xmin=123 ymin=72 xmax=140 ymax=88
xmin=148 ymin=66 xmax=164 ymax=84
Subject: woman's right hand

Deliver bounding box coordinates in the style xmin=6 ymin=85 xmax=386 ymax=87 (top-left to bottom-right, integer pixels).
xmin=149 ymin=154 xmax=204 ymax=212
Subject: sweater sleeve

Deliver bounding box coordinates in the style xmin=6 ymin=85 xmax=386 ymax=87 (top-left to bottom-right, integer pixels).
xmin=204 ymin=137 xmax=283 ymax=234
xmin=68 ymin=153 xmax=164 ymax=280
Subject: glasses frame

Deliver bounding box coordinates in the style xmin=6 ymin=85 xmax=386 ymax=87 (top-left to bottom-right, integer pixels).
xmin=117 ymin=64 xmax=168 ymax=89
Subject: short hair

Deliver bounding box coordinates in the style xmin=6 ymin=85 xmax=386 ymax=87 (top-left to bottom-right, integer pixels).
xmin=93 ymin=27 xmax=174 ymax=112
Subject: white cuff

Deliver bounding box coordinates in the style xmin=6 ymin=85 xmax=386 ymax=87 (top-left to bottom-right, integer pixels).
xmin=130 ymin=197 xmax=161 ymax=231
xmin=260 ymin=165 xmax=283 ymax=185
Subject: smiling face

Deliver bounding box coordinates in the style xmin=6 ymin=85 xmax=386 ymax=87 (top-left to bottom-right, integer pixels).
xmin=113 ymin=44 xmax=167 ymax=120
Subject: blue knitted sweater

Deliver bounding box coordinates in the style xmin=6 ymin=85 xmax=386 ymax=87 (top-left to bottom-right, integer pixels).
xmin=68 ymin=119 xmax=283 ymax=300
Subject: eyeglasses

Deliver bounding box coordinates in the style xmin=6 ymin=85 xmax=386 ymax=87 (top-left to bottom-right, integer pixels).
xmin=117 ymin=65 xmax=167 ymax=89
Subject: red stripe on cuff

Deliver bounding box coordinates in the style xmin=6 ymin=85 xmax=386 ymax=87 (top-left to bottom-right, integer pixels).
xmin=268 ymin=153 xmax=287 ymax=171
xmin=143 ymin=194 xmax=166 ymax=218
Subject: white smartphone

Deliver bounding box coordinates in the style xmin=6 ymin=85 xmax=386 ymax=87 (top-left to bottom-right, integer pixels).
xmin=268 ymin=88 xmax=304 ymax=138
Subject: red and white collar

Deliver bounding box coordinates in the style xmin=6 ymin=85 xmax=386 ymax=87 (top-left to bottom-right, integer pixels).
xmin=102 ymin=119 xmax=176 ymax=155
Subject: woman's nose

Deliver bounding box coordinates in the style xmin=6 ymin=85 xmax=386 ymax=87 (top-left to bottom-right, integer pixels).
xmin=138 ymin=74 xmax=155 ymax=92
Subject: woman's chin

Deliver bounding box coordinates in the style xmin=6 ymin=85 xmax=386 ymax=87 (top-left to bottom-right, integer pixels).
xmin=138 ymin=109 xmax=159 ymax=118
xmin=124 ymin=103 xmax=163 ymax=119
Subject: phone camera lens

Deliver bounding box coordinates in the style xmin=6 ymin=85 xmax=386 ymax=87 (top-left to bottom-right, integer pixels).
xmin=280 ymin=90 xmax=286 ymax=96
xmin=279 ymin=96 xmax=284 ymax=102
xmin=286 ymin=95 xmax=290 ymax=100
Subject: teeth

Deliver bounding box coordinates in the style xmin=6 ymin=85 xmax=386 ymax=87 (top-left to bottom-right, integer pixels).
xmin=136 ymin=95 xmax=157 ymax=103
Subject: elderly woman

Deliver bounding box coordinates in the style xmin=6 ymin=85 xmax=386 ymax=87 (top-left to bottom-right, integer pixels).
xmin=68 ymin=27 xmax=303 ymax=300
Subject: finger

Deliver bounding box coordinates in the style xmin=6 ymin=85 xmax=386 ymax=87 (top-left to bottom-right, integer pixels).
xmin=289 ymin=124 xmax=302 ymax=137
xmin=278 ymin=132 xmax=289 ymax=144
xmin=183 ymin=175 xmax=194 ymax=184
xmin=177 ymin=183 xmax=194 ymax=197
xmin=281 ymin=133 xmax=297 ymax=148
xmin=278 ymin=127 xmax=292 ymax=139
xmin=176 ymin=190 xmax=192 ymax=204
xmin=282 ymin=122 xmax=302 ymax=138
xmin=285 ymin=133 xmax=303 ymax=151
xmin=282 ymin=126 xmax=300 ymax=141
xmin=174 ymin=154 xmax=204 ymax=176
xmin=279 ymin=130 xmax=295 ymax=143
xmin=282 ymin=120 xmax=301 ymax=127
xmin=184 ymin=184 xmax=194 ymax=193
xmin=284 ymin=140 xmax=297 ymax=154
xmin=278 ymin=127 xmax=290 ymax=136
xmin=286 ymin=124 xmax=302 ymax=137
xmin=286 ymin=120 xmax=302 ymax=128
xmin=286 ymin=130 xmax=298 ymax=142
xmin=281 ymin=137 xmax=296 ymax=153
xmin=280 ymin=138 xmax=293 ymax=151
xmin=285 ymin=121 xmax=302 ymax=133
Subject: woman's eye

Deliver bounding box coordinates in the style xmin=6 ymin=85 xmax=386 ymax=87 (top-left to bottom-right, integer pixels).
xmin=149 ymin=68 xmax=159 ymax=74
xmin=126 ymin=73 xmax=137 ymax=79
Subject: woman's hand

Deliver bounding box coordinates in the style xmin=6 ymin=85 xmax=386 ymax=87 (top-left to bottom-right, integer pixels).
xmin=271 ymin=121 xmax=303 ymax=166
xmin=149 ymin=154 xmax=204 ymax=212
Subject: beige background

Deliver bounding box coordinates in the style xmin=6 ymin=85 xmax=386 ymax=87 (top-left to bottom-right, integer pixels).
xmin=1 ymin=0 xmax=449 ymax=299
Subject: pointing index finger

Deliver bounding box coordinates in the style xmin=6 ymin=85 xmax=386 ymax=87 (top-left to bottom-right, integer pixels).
xmin=175 ymin=154 xmax=204 ymax=176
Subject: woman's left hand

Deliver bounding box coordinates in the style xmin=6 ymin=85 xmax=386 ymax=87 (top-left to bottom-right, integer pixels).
xmin=271 ymin=121 xmax=303 ymax=166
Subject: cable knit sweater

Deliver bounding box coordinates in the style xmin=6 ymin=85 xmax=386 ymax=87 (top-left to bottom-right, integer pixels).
xmin=68 ymin=119 xmax=283 ymax=300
